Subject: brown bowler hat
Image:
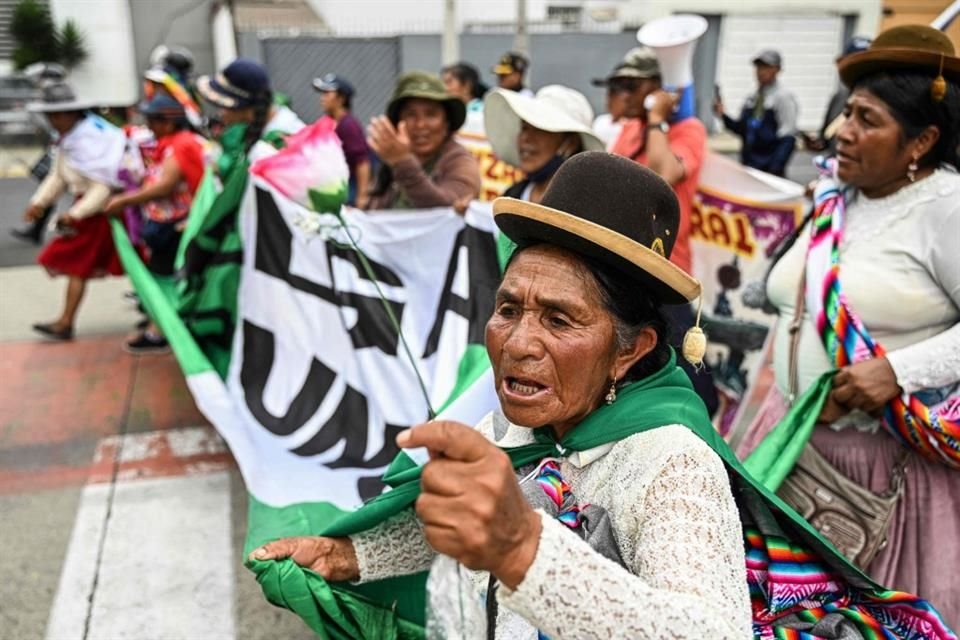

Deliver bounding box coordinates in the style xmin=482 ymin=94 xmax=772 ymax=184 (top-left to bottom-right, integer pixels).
xmin=838 ymin=24 xmax=960 ymax=88
xmin=492 ymin=151 xmax=701 ymax=305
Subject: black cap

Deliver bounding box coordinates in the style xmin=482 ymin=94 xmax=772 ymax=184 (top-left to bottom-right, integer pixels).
xmin=312 ymin=73 xmax=355 ymax=98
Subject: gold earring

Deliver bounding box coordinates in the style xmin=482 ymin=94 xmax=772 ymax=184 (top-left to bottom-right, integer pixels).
xmin=907 ymin=153 xmax=919 ymax=183
xmin=605 ymin=379 xmax=617 ymax=405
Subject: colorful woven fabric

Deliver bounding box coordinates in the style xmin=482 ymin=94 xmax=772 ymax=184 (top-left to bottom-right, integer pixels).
xmin=747 ymin=525 xmax=955 ymax=639
xmin=535 ymin=460 xmax=585 ymax=528
xmin=805 ymin=157 xmax=960 ymax=468
xmin=144 ymin=71 xmax=203 ymax=130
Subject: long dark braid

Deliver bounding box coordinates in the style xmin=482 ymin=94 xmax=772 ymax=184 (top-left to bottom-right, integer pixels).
xmin=244 ymin=88 xmax=273 ymax=154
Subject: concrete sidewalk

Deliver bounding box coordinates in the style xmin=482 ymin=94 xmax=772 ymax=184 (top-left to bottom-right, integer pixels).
xmin=0 ymin=263 xmax=315 ymax=639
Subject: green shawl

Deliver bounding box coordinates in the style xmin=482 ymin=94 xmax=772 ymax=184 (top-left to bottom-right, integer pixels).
xmin=247 ymin=353 xmax=872 ymax=638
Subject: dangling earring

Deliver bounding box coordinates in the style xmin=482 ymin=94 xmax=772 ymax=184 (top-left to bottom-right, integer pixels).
xmin=605 ymin=379 xmax=617 ymax=405
xmin=907 ymin=153 xmax=919 ymax=183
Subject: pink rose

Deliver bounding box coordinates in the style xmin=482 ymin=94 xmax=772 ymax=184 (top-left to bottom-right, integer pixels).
xmin=251 ymin=116 xmax=349 ymax=213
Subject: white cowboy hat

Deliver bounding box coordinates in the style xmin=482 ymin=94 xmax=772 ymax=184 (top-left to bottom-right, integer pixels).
xmin=483 ymin=85 xmax=605 ymax=169
xmin=26 ymin=82 xmax=98 ymax=113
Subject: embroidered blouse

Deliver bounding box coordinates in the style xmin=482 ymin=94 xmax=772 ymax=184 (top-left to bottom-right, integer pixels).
xmin=349 ymin=414 xmax=752 ymax=639
xmin=767 ymin=169 xmax=960 ymax=422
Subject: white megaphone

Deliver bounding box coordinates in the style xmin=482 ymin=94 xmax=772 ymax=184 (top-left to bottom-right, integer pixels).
xmin=637 ymin=14 xmax=708 ymax=122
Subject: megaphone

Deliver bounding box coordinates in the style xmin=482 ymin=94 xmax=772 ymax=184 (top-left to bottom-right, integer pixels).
xmin=637 ymin=14 xmax=708 ymax=121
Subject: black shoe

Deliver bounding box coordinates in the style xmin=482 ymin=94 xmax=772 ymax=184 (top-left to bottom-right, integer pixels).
xmin=124 ymin=332 xmax=169 ymax=355
xmin=32 ymin=323 xmax=73 ymax=341
xmin=11 ymin=227 xmax=43 ymax=245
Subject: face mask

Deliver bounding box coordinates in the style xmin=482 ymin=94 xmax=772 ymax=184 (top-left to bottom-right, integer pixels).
xmin=525 ymin=153 xmax=566 ymax=184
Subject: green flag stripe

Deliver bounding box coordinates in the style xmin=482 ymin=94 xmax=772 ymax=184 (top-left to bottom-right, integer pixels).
xmin=110 ymin=219 xmax=213 ymax=377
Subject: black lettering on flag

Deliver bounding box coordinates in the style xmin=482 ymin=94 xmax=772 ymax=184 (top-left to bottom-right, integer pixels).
xmin=422 ymin=224 xmax=500 ymax=358
xmin=241 ymin=320 xmax=404 ymax=499
xmin=253 ymin=187 xmax=405 ymax=355
xmin=241 ymin=321 xmax=335 ymax=436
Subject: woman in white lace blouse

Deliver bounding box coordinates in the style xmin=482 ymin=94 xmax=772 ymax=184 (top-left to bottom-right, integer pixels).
xmin=251 ymin=152 xmax=957 ymax=639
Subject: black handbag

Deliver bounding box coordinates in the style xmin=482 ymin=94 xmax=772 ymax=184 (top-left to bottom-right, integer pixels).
xmin=30 ymin=147 xmax=54 ymax=183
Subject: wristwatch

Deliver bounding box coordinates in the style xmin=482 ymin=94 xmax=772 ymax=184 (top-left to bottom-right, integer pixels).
xmin=649 ymin=120 xmax=670 ymax=134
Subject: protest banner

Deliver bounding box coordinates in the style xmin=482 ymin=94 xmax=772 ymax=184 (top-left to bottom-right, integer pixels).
xmin=690 ymin=153 xmax=805 ymax=438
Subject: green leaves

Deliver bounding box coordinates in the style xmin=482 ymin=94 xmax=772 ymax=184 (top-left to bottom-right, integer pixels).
xmin=9 ymin=0 xmax=88 ymax=70
xmin=10 ymin=0 xmax=56 ymax=69
xmin=54 ymin=19 xmax=88 ymax=70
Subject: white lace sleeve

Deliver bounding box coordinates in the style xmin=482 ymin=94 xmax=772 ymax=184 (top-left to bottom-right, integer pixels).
xmin=886 ymin=323 xmax=960 ymax=395
xmin=498 ymin=449 xmax=752 ymax=639
xmin=349 ymin=509 xmax=434 ymax=583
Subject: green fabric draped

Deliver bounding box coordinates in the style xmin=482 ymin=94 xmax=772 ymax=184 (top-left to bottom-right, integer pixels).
xmin=247 ymin=353 xmax=875 ymax=638
xmin=176 ymin=123 xmax=252 ymax=378
xmin=743 ymin=372 xmax=835 ymax=491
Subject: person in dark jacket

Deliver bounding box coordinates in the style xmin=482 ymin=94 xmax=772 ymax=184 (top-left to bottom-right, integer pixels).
xmin=714 ymin=50 xmax=799 ymax=177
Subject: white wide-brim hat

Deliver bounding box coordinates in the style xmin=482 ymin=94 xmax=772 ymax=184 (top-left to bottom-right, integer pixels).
xmin=484 ymin=86 xmax=605 ymax=169
xmin=27 ymin=82 xmax=98 ymax=113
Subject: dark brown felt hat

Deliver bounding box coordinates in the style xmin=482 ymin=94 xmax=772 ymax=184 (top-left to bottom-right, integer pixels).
xmin=493 ymin=151 xmax=701 ymax=304
xmin=838 ymin=24 xmax=960 ymax=88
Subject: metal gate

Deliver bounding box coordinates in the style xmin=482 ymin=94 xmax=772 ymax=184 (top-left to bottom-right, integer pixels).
xmin=260 ymin=36 xmax=401 ymax=127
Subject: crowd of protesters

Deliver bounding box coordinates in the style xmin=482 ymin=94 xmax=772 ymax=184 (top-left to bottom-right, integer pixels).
xmin=11 ymin=27 xmax=960 ymax=631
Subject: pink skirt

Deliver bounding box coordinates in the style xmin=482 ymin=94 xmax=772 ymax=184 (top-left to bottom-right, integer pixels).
xmin=738 ymin=384 xmax=960 ymax=628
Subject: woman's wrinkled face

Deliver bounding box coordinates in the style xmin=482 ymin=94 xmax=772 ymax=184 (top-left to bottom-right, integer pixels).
xmin=398 ymin=98 xmax=449 ymax=159
xmin=485 ymin=245 xmax=622 ymax=437
xmin=516 ymin=121 xmax=571 ymax=174
xmin=835 ymin=88 xmax=917 ymax=193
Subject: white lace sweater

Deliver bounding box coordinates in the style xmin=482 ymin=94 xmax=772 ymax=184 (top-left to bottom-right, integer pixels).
xmin=768 ymin=169 xmax=960 ymax=409
xmin=350 ymin=416 xmax=752 ymax=639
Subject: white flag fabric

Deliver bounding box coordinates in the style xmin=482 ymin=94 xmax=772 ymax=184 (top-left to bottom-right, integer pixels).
xmin=190 ymin=179 xmax=501 ymax=508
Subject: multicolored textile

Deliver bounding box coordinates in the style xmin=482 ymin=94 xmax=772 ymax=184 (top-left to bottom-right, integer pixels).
xmin=805 ymin=158 xmax=960 ymax=468
xmin=534 ymin=460 xmax=584 ymax=529
xmin=144 ymin=70 xmax=203 ymax=130
xmin=141 ymin=130 xmax=206 ymax=223
xmin=746 ymin=522 xmax=955 ymax=639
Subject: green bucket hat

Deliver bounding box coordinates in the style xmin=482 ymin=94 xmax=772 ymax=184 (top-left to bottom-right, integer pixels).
xmin=386 ymin=71 xmax=467 ymax=131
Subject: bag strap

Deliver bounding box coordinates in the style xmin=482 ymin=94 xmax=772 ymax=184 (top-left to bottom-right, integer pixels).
xmin=787 ymin=267 xmax=806 ymax=406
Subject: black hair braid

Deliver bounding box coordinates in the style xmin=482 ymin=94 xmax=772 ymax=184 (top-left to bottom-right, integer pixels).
xmin=244 ymin=89 xmax=274 ymax=154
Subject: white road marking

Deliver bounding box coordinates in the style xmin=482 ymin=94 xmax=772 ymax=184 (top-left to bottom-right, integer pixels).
xmin=46 ymin=430 xmax=236 ymax=640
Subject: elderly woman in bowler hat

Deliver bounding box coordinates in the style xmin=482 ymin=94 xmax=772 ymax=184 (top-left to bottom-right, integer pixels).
xmin=253 ymin=151 xmax=957 ymax=637
xmin=24 ymin=83 xmax=128 ymax=341
xmin=364 ymin=71 xmax=480 ymax=210
xmin=740 ymin=24 xmax=960 ymax=625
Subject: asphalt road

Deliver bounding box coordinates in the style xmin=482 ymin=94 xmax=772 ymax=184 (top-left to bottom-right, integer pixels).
xmin=0 ymin=177 xmax=52 ymax=268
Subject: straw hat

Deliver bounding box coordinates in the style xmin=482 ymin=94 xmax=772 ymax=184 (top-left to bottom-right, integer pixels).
xmin=483 ymin=86 xmax=605 ymax=169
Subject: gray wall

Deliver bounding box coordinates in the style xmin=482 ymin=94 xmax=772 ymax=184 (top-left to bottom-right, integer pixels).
xmin=128 ymin=0 xmax=217 ymax=89
xmin=241 ymin=20 xmax=724 ymax=128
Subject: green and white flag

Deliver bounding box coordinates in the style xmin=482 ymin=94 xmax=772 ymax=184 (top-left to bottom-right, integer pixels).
xmin=114 ymin=119 xmax=503 ymax=637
